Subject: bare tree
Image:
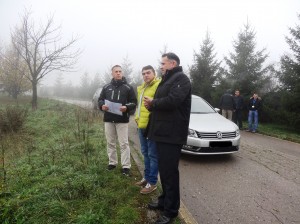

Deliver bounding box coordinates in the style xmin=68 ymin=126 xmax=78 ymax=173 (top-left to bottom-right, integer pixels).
xmin=11 ymin=9 xmax=81 ymax=109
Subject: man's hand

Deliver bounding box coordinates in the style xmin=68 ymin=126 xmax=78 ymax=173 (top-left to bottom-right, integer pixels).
xmin=102 ymin=105 xmax=109 ymax=111
xmin=120 ymin=106 xmax=127 ymax=112
xmin=143 ymin=96 xmax=153 ymax=110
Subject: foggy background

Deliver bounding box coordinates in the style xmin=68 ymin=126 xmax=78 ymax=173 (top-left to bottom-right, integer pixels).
xmin=0 ymin=0 xmax=299 ymax=87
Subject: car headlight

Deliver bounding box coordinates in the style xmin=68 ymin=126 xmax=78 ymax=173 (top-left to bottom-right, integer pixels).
xmin=188 ymin=129 xmax=198 ymax=138
xmin=236 ymin=129 xmax=240 ymax=136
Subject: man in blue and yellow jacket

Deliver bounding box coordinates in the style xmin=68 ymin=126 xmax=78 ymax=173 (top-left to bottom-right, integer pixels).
xmin=135 ymin=65 xmax=160 ymax=194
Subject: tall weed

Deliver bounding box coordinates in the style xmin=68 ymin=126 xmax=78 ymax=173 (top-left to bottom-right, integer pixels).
xmin=0 ymin=106 xmax=28 ymax=133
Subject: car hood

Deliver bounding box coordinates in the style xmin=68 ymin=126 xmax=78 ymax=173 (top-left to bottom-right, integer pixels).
xmin=189 ymin=113 xmax=238 ymax=132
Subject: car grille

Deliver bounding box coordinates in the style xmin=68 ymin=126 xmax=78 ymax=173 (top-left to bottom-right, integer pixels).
xmin=196 ymin=131 xmax=236 ymax=139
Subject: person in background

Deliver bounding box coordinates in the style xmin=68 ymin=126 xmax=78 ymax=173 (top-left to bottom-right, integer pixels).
xmin=144 ymin=53 xmax=191 ymax=224
xmin=135 ymin=65 xmax=160 ymax=194
xmin=219 ymin=89 xmax=235 ymax=120
xmin=233 ymin=89 xmax=244 ymax=129
xmin=98 ymin=65 xmax=137 ymax=176
xmin=247 ymin=93 xmax=261 ymax=133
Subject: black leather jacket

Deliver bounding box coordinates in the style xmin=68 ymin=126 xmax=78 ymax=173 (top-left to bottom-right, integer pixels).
xmin=98 ymin=77 xmax=137 ymax=123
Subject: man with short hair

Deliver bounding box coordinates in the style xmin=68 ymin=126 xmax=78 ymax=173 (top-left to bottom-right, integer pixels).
xmin=135 ymin=65 xmax=160 ymax=194
xmin=233 ymin=90 xmax=244 ymax=129
xmin=247 ymin=93 xmax=261 ymax=133
xmin=144 ymin=53 xmax=191 ymax=224
xmin=98 ymin=65 xmax=137 ymax=176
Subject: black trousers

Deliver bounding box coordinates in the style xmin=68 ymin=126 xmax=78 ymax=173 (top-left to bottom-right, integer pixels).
xmin=233 ymin=109 xmax=243 ymax=129
xmin=156 ymin=142 xmax=182 ymax=218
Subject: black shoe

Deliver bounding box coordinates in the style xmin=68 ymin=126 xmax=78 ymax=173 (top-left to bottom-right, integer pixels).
xmin=106 ymin=165 xmax=116 ymax=171
xmin=122 ymin=168 xmax=130 ymax=176
xmin=155 ymin=215 xmax=172 ymax=224
xmin=148 ymin=201 xmax=164 ymax=211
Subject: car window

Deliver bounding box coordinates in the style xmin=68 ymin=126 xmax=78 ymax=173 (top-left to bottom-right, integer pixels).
xmin=191 ymin=97 xmax=216 ymax=114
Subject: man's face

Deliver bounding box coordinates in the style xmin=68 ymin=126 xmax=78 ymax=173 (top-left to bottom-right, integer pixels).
xmin=160 ymin=56 xmax=176 ymax=75
xmin=112 ymin=67 xmax=123 ymax=80
xmin=142 ymin=69 xmax=155 ymax=84
xmin=253 ymin=94 xmax=258 ymax=99
xmin=235 ymin=91 xmax=240 ymax=96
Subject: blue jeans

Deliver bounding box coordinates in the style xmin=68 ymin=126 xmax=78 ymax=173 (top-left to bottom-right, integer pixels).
xmin=248 ymin=110 xmax=258 ymax=131
xmin=138 ymin=129 xmax=158 ymax=185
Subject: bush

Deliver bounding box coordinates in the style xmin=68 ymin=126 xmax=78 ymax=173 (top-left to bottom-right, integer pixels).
xmin=0 ymin=106 xmax=28 ymax=133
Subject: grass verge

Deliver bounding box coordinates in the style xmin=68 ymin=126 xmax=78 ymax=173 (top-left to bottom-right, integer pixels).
xmin=243 ymin=122 xmax=300 ymax=143
xmin=0 ymin=96 xmax=160 ymax=224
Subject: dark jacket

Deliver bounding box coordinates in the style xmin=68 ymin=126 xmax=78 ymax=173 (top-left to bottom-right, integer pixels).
xmin=248 ymin=97 xmax=261 ymax=111
xmin=147 ymin=66 xmax=191 ymax=145
xmin=234 ymin=95 xmax=244 ymax=110
xmin=98 ymin=77 xmax=137 ymax=123
xmin=219 ymin=92 xmax=235 ymax=110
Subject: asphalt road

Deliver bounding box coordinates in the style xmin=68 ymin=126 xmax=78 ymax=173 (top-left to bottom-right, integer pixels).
xmin=56 ymin=98 xmax=300 ymax=224
xmin=179 ymin=131 xmax=300 ymax=224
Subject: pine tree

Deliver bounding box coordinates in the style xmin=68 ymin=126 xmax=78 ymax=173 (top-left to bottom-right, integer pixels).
xmin=279 ymin=14 xmax=300 ymax=112
xmin=89 ymin=73 xmax=102 ymax=98
xmin=79 ymin=72 xmax=90 ymax=99
xmin=121 ymin=55 xmax=134 ymax=84
xmin=224 ymin=22 xmax=271 ymax=97
xmin=189 ymin=32 xmax=222 ymax=103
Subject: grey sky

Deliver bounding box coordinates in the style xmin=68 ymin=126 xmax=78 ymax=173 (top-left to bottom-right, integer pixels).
xmin=0 ymin=0 xmax=299 ymax=86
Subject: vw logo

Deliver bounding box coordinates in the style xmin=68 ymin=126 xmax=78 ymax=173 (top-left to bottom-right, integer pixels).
xmin=216 ymin=131 xmax=222 ymax=139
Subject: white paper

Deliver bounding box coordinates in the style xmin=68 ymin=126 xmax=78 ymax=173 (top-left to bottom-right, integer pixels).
xmin=105 ymin=100 xmax=123 ymax=116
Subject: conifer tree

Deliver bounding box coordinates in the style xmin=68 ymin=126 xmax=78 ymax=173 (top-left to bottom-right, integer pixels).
xmin=224 ymin=23 xmax=271 ymax=97
xmin=189 ymin=32 xmax=222 ymax=103
xmin=279 ymin=14 xmax=300 ymax=113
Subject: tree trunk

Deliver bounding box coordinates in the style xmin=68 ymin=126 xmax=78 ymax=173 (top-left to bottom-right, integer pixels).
xmin=32 ymin=80 xmax=38 ymax=110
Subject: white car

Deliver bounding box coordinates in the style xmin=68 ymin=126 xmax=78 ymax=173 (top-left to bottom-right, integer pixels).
xmin=92 ymin=88 xmax=102 ymax=110
xmin=182 ymin=95 xmax=240 ymax=155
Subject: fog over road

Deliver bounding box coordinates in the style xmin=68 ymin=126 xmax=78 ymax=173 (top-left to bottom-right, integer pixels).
xmin=56 ymin=98 xmax=300 ymax=224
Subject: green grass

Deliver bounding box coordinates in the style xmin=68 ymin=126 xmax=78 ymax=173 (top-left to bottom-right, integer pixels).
xmin=258 ymin=123 xmax=300 ymax=143
xmin=0 ymin=96 xmax=159 ymax=224
xmin=243 ymin=122 xmax=300 ymax=143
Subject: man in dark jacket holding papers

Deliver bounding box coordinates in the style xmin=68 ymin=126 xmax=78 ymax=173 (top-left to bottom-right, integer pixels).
xmin=98 ymin=65 xmax=137 ymax=176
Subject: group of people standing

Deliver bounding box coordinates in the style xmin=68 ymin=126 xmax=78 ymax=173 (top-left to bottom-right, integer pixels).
xmin=219 ymin=89 xmax=262 ymax=133
xmin=98 ymin=52 xmax=191 ymax=224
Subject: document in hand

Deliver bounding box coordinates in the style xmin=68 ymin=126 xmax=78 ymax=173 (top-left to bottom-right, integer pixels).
xmin=104 ymin=100 xmax=123 ymax=116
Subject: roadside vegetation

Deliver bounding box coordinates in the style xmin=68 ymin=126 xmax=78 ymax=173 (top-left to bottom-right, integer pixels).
xmin=251 ymin=123 xmax=300 ymax=144
xmin=0 ymin=96 xmax=164 ymax=224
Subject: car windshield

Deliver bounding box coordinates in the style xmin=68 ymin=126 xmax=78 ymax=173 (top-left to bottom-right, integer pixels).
xmin=191 ymin=97 xmax=216 ymax=114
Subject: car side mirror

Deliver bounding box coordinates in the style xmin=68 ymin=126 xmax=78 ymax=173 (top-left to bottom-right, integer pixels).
xmin=215 ymin=108 xmax=220 ymax=113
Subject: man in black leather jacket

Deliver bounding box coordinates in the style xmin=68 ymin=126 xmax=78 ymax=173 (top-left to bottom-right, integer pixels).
xmin=144 ymin=53 xmax=191 ymax=224
xmin=98 ymin=65 xmax=137 ymax=176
